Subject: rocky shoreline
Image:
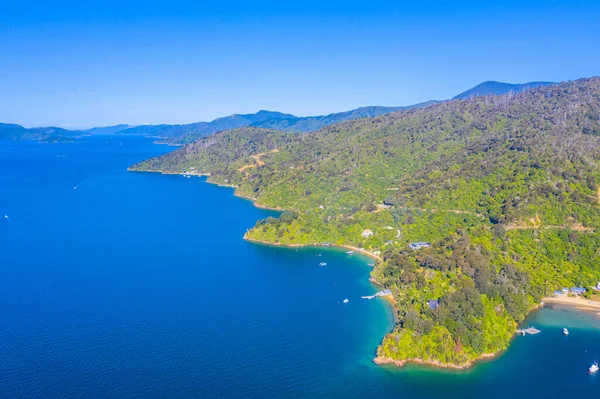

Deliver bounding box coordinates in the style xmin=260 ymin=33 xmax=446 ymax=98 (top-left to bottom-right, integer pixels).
xmin=373 ymin=352 xmax=498 ymax=370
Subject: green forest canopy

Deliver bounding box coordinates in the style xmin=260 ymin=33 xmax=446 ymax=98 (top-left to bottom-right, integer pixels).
xmin=131 ymin=77 xmax=600 ymax=366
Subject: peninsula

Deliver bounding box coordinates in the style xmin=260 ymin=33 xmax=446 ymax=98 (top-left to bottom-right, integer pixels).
xmin=130 ymin=78 xmax=600 ymax=368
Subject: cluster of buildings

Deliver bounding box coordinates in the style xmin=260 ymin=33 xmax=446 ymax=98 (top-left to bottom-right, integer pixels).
xmin=360 ymin=228 xmax=429 ymax=250
xmin=553 ymin=286 xmax=588 ymax=296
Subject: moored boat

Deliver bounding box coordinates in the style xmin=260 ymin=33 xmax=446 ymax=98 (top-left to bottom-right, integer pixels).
xmin=563 ymin=328 xmax=569 ymax=335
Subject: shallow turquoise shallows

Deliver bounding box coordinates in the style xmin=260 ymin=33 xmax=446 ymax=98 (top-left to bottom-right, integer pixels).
xmin=1 ymin=136 xmax=599 ymax=398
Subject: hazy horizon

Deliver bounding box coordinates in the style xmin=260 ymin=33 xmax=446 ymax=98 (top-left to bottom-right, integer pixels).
xmin=1 ymin=0 xmax=599 ymax=127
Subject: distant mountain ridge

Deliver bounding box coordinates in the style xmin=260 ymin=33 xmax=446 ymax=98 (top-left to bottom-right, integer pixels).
xmin=452 ymin=81 xmax=554 ymax=100
xmin=252 ymin=101 xmax=439 ymax=132
xmin=0 ymin=123 xmax=77 ymax=141
xmin=114 ymin=110 xmax=296 ymax=141
xmin=114 ymin=103 xmax=441 ymax=143
xmin=1 ymin=80 xmax=554 ymax=141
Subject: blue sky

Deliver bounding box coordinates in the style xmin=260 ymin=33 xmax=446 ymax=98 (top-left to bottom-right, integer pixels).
xmin=1 ymin=0 xmax=599 ymax=128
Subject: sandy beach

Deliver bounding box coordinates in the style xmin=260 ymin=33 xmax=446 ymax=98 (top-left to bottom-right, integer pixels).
xmin=543 ymin=295 xmax=600 ymax=311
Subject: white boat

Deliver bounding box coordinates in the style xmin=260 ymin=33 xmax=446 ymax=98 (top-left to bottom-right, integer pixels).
xmin=319 ymin=262 xmax=327 ymax=266
xmin=563 ymin=328 xmax=569 ymax=335
xmin=343 ymin=299 xmax=349 ymax=303
xmin=4 ymin=214 xmax=8 ymax=219
xmin=346 ymin=251 xmax=354 ymax=254
xmin=590 ymin=362 xmax=599 ymax=374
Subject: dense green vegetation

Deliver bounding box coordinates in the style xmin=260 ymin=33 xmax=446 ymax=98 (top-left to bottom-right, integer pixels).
xmin=131 ymin=77 xmax=600 ymax=367
xmin=130 ymin=127 xmax=300 ymax=175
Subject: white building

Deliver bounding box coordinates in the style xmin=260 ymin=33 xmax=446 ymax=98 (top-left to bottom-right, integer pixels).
xmin=361 ymin=229 xmax=373 ymax=238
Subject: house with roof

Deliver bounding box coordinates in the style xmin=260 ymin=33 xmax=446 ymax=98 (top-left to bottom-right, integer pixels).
xmin=570 ymin=287 xmax=586 ymax=295
xmin=427 ymin=299 xmax=439 ymax=310
xmin=361 ymin=229 xmax=374 ymax=238
xmin=410 ymin=242 xmax=431 ymax=250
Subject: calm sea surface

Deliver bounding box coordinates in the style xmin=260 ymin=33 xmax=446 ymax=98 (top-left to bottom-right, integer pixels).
xmin=1 ymin=136 xmax=600 ymax=398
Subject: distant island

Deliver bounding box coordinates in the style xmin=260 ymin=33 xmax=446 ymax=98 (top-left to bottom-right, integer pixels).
xmin=128 ymin=77 xmax=600 ymax=369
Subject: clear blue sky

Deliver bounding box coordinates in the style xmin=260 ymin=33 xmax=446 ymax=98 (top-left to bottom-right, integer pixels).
xmin=1 ymin=0 xmax=599 ymax=128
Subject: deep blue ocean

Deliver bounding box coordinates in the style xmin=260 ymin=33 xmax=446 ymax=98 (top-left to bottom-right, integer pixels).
xmin=1 ymin=136 xmax=600 ymax=398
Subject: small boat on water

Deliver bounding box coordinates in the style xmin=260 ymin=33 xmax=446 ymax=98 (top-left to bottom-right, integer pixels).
xmin=343 ymin=299 xmax=349 ymax=303
xmin=563 ymin=328 xmax=569 ymax=335
xmin=319 ymin=262 xmax=327 ymax=266
xmin=590 ymin=362 xmax=599 ymax=374
xmin=4 ymin=214 xmax=8 ymax=219
xmin=346 ymin=251 xmax=354 ymax=254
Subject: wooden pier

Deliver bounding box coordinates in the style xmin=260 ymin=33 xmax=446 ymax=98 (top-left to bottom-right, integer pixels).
xmin=516 ymin=326 xmax=541 ymax=336
xmin=362 ymin=289 xmax=393 ymax=300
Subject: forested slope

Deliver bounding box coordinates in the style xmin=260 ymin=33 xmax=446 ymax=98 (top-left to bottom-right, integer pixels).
xmin=131 ymin=77 xmax=600 ymax=367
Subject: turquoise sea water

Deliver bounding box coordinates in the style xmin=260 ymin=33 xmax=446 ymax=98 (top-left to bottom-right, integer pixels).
xmin=1 ymin=136 xmax=600 ymax=398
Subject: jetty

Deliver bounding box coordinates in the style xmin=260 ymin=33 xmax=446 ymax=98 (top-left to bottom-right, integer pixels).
xmin=516 ymin=326 xmax=541 ymax=336
xmin=362 ymin=289 xmax=393 ymax=300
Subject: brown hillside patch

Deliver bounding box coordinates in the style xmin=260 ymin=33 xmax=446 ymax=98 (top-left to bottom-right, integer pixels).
xmin=237 ymin=148 xmax=279 ymax=173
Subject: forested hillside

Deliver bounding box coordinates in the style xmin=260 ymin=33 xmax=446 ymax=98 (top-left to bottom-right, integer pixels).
xmin=131 ymin=77 xmax=600 ymax=367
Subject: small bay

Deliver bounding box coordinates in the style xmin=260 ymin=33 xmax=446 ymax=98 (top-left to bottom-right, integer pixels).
xmin=1 ymin=136 xmax=599 ymax=398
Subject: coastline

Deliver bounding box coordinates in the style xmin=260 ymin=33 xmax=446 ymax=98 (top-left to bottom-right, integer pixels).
xmin=128 ymin=169 xmax=286 ymax=211
xmin=368 ymin=277 xmax=397 ymax=305
xmin=132 ymin=169 xmax=384 ymax=259
xmin=129 ymin=167 xmax=547 ymax=372
xmin=232 ymin=192 xmax=285 ymax=211
xmin=373 ymin=352 xmax=498 ymax=370
xmin=375 ymin=296 xmax=600 ymax=371
xmin=243 ymin=235 xmax=383 ymax=262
